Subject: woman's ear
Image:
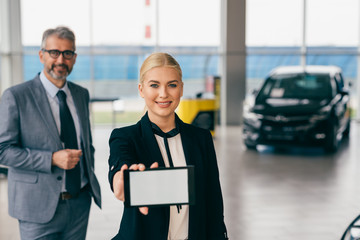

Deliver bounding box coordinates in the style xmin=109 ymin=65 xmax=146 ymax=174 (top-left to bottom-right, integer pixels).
xmin=180 ymin=81 xmax=184 ymax=97
xmin=138 ymin=83 xmax=144 ymax=98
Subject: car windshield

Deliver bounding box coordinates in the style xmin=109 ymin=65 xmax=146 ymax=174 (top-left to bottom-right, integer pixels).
xmin=256 ymin=73 xmax=332 ymax=102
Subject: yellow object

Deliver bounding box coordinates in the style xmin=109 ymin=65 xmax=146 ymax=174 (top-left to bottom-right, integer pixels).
xmin=177 ymin=99 xmax=217 ymax=136
xmin=214 ymin=77 xmax=221 ymax=110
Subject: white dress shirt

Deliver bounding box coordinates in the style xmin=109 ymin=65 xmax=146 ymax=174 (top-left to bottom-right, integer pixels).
xmin=39 ymin=71 xmax=88 ymax=191
xmin=154 ymin=134 xmax=189 ymax=240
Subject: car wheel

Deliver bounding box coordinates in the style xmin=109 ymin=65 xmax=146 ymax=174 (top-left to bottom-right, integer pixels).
xmin=324 ymin=124 xmax=338 ymax=153
xmin=245 ymin=140 xmax=257 ymax=150
xmin=343 ymin=120 xmax=351 ymax=138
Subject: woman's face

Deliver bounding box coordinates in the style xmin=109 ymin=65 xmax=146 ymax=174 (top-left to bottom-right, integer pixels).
xmin=139 ymin=66 xmax=183 ymax=124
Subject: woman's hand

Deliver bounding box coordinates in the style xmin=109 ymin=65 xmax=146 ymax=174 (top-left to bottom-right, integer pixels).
xmin=112 ymin=161 xmax=159 ymax=215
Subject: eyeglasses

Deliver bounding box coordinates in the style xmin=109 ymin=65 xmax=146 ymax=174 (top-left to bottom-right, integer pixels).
xmin=42 ymin=49 xmax=75 ymax=60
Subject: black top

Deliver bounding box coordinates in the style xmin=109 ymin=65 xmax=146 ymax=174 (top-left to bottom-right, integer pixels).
xmin=108 ymin=113 xmax=228 ymax=240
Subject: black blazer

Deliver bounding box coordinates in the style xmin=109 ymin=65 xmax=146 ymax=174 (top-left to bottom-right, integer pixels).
xmin=108 ymin=113 xmax=228 ymax=240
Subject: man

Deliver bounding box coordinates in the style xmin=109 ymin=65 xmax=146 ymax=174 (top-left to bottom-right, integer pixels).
xmin=0 ymin=26 xmax=101 ymax=240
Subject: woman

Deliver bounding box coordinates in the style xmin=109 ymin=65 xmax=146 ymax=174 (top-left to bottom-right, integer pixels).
xmin=108 ymin=52 xmax=228 ymax=240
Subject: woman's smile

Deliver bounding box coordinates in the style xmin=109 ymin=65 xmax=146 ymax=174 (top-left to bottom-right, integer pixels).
xmin=156 ymin=101 xmax=172 ymax=107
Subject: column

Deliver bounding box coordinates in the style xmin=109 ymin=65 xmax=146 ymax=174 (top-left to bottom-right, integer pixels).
xmin=220 ymin=0 xmax=246 ymax=125
xmin=0 ymin=0 xmax=23 ymax=94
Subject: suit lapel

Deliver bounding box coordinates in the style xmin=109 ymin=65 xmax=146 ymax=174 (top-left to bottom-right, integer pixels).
xmin=29 ymin=76 xmax=62 ymax=148
xmin=139 ymin=113 xmax=170 ymax=223
xmin=177 ymin=115 xmax=195 ymax=166
xmin=176 ymin=115 xmax=200 ymax=239
xmin=140 ymin=113 xmax=166 ymax=167
xmin=68 ymin=83 xmax=86 ymax=141
xmin=180 ymin=132 xmax=195 ymax=166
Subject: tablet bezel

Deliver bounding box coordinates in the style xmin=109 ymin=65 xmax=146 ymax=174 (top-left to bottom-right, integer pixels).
xmin=123 ymin=166 xmax=195 ymax=208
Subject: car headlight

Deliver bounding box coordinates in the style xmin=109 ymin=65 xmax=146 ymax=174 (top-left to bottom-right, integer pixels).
xmin=244 ymin=110 xmax=263 ymax=129
xmin=309 ymin=105 xmax=331 ymax=123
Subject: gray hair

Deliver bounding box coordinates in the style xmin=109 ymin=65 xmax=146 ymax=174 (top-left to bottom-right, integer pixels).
xmin=40 ymin=26 xmax=76 ymax=50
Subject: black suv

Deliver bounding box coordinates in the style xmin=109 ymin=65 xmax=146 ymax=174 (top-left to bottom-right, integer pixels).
xmin=243 ymin=65 xmax=351 ymax=152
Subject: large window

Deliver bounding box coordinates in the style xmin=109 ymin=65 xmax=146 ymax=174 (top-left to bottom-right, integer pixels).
xmin=246 ymin=0 xmax=303 ymax=46
xmin=246 ymin=0 xmax=360 ymax=100
xmin=19 ymin=0 xmax=221 ymax=125
xmin=306 ymin=0 xmax=358 ymax=46
xmin=21 ymin=0 xmax=221 ymax=99
xmin=16 ymin=0 xmax=360 ymax=121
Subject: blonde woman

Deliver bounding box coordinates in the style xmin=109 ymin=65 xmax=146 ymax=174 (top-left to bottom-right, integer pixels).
xmin=108 ymin=52 xmax=228 ymax=240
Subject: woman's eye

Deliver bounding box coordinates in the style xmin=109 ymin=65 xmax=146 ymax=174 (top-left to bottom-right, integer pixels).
xmin=169 ymin=83 xmax=177 ymax=88
xmin=150 ymin=84 xmax=159 ymax=88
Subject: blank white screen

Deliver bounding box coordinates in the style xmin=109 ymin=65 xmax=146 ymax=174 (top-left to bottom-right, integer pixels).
xmin=129 ymin=169 xmax=189 ymax=206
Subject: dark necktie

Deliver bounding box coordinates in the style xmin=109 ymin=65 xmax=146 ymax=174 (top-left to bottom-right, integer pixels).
xmin=151 ymin=123 xmax=179 ymax=167
xmin=57 ymin=90 xmax=81 ymax=196
xmin=151 ymin=122 xmax=182 ymax=213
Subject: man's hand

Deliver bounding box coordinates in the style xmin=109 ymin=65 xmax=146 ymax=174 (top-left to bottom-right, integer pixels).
xmin=52 ymin=149 xmax=82 ymax=170
xmin=113 ymin=162 xmax=159 ymax=215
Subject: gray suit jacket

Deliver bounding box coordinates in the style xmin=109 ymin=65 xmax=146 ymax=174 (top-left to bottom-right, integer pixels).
xmin=0 ymin=74 xmax=101 ymax=223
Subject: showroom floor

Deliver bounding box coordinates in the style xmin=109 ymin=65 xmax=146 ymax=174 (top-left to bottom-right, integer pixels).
xmin=2 ymin=122 xmax=360 ymax=240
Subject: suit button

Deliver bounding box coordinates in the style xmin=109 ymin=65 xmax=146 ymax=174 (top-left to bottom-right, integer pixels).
xmin=57 ymin=176 xmax=62 ymax=181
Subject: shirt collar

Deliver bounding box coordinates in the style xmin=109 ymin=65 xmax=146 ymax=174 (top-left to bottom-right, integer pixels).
xmin=40 ymin=71 xmax=70 ymax=98
xmin=151 ymin=121 xmax=180 ymax=138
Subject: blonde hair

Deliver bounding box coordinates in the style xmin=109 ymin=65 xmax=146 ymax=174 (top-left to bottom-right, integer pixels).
xmin=139 ymin=52 xmax=182 ymax=85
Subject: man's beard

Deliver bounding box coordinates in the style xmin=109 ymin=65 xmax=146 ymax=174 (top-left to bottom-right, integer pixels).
xmin=48 ymin=64 xmax=71 ymax=81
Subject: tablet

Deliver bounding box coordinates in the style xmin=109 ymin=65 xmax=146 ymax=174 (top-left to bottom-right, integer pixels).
xmin=124 ymin=166 xmax=195 ymax=207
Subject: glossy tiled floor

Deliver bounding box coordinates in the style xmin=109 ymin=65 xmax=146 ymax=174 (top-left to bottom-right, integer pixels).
xmin=2 ymin=122 xmax=360 ymax=240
